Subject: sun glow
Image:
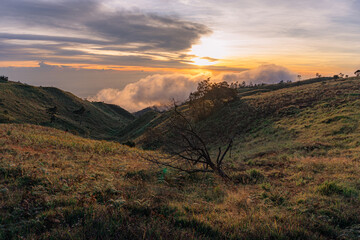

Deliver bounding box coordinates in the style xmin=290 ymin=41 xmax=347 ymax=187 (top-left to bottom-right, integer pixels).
xmin=189 ymin=36 xmax=229 ymax=66
xmin=191 ymin=57 xmax=216 ymax=66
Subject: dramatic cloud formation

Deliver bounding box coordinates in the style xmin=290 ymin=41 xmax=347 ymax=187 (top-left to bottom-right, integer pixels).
xmin=90 ymin=65 xmax=296 ymax=112
xmin=89 ymin=73 xmax=207 ymax=112
xmin=1 ymin=0 xmax=360 ymax=99
xmin=0 ymin=0 xmax=211 ymax=67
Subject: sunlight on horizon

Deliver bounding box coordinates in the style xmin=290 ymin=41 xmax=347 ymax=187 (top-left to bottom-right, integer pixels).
xmin=189 ymin=36 xmax=230 ymax=66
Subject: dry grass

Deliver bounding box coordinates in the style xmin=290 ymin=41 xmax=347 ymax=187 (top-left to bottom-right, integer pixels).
xmin=1 ymin=78 xmax=360 ymax=239
xmin=1 ymin=124 xmax=359 ymax=239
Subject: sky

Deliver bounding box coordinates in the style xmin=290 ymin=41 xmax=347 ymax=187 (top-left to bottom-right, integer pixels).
xmin=1 ymin=0 xmax=360 ymax=111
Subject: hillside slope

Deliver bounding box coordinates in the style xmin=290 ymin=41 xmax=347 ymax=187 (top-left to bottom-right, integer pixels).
xmin=1 ymin=121 xmax=360 ymax=239
xmin=0 ymin=81 xmax=134 ymax=140
xmin=126 ymin=77 xmax=360 ymax=147
xmin=1 ymin=77 xmax=360 ymax=239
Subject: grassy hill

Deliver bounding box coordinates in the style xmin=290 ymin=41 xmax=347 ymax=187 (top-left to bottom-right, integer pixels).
xmin=1 ymin=77 xmax=360 ymax=239
xmin=123 ymin=77 xmax=360 ymax=147
xmin=0 ymin=81 xmax=134 ymax=140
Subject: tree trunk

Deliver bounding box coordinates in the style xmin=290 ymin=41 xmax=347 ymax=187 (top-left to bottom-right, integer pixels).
xmin=208 ymin=162 xmax=231 ymax=181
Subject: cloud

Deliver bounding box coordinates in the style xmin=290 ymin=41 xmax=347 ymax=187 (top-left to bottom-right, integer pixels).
xmin=89 ymin=73 xmax=208 ymax=112
xmin=90 ymin=64 xmax=296 ymax=112
xmin=0 ymin=0 xmax=211 ymax=67
xmin=214 ymin=64 xmax=296 ymax=84
xmin=86 ymin=12 xmax=211 ymax=51
xmin=0 ymin=33 xmax=109 ymax=45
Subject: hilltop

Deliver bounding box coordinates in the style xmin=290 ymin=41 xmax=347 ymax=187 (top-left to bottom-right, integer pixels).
xmin=0 ymin=81 xmax=134 ymax=140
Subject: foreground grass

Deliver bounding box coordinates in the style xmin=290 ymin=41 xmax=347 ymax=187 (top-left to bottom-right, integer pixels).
xmin=1 ymin=124 xmax=360 ymax=239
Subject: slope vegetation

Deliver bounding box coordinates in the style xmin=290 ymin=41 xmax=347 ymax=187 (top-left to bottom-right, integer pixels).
xmin=0 ymin=81 xmax=134 ymax=140
xmin=1 ymin=76 xmax=360 ymax=239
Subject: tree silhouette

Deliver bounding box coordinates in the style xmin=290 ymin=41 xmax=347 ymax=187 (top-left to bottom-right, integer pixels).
xmin=141 ymin=103 xmax=234 ymax=180
xmin=141 ymin=80 xmax=239 ymax=180
xmin=46 ymin=106 xmax=57 ymax=123
xmin=0 ymin=75 xmax=9 ymax=82
xmin=73 ymin=106 xmax=86 ymax=125
xmin=355 ymin=70 xmax=360 ymax=77
xmin=189 ymin=79 xmax=238 ymax=121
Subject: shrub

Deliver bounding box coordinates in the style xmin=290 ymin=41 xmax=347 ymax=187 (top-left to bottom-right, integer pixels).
xmin=233 ymin=169 xmax=265 ymax=184
xmin=202 ymin=186 xmax=226 ymax=203
xmin=124 ymin=170 xmax=151 ymax=181
xmin=247 ymin=169 xmax=265 ymax=183
xmin=122 ymin=141 xmax=135 ymax=148
xmin=0 ymin=75 xmax=8 ymax=82
xmin=317 ymin=181 xmax=358 ymax=197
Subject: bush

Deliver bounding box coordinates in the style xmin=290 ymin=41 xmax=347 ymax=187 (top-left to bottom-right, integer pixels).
xmin=233 ymin=169 xmax=265 ymax=184
xmin=317 ymin=181 xmax=358 ymax=197
xmin=0 ymin=75 xmax=8 ymax=82
xmin=122 ymin=141 xmax=135 ymax=148
xmin=124 ymin=170 xmax=152 ymax=181
xmin=247 ymin=169 xmax=265 ymax=183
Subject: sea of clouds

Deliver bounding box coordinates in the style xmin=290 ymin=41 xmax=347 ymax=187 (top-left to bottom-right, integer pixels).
xmin=89 ymin=64 xmax=296 ymax=112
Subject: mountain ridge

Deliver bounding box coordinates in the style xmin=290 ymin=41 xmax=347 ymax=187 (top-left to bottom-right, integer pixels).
xmin=0 ymin=80 xmax=134 ymax=140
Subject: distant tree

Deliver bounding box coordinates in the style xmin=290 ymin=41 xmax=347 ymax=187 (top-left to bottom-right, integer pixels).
xmin=73 ymin=106 xmax=85 ymax=115
xmin=0 ymin=75 xmax=9 ymax=82
xmin=316 ymin=73 xmax=322 ymax=78
xmin=278 ymin=80 xmax=284 ymax=84
xmin=355 ymin=70 xmax=360 ymax=77
xmin=333 ymin=75 xmax=339 ymax=80
xmin=189 ymin=79 xmax=238 ymax=121
xmin=297 ymin=75 xmax=302 ymax=81
xmin=339 ymin=73 xmax=344 ymax=78
xmin=73 ymin=106 xmax=86 ymax=125
xmin=46 ymin=106 xmax=57 ymax=123
xmin=345 ymin=75 xmax=349 ymax=78
xmin=230 ymin=81 xmax=239 ymax=89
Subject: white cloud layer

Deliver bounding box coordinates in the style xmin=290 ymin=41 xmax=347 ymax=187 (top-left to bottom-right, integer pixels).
xmin=214 ymin=64 xmax=296 ymax=85
xmin=89 ymin=73 xmax=208 ymax=112
xmin=90 ymin=64 xmax=296 ymax=112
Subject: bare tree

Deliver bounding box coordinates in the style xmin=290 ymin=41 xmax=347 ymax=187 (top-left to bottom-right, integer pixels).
xmin=140 ymin=104 xmax=234 ymax=180
xmin=139 ymin=80 xmax=242 ymax=180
